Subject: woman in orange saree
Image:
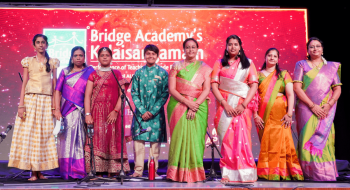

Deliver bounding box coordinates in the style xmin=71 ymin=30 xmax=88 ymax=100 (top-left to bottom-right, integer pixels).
xmin=254 ymin=48 xmax=303 ymax=181
xmin=211 ymin=35 xmax=259 ymax=183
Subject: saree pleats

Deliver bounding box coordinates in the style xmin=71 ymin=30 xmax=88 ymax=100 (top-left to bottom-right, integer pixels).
xmin=218 ymin=99 xmax=258 ymax=183
xmin=298 ymin=114 xmax=337 ymax=181
xmin=166 ymin=96 xmax=208 ymax=182
xmin=166 ymin=61 xmax=212 ymax=182
xmin=257 ymin=97 xmax=303 ymax=180
xmin=57 ymin=108 xmax=86 ymax=179
xmin=256 ymin=71 xmax=303 ymax=181
xmin=293 ymin=60 xmax=341 ymax=181
xmin=56 ymin=66 xmax=94 ymax=179
xmin=211 ymin=60 xmax=259 ymax=183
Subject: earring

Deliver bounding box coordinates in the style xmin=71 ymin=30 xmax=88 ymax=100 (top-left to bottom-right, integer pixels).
xmin=71 ymin=60 xmax=73 ymax=64
xmin=238 ymin=51 xmax=241 ymax=55
xmin=322 ymin=52 xmax=324 ymax=56
xmin=225 ymin=51 xmax=228 ymax=56
xmin=276 ymin=62 xmax=278 ymax=65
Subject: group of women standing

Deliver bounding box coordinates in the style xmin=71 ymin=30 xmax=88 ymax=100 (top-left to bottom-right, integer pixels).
xmin=8 ymin=33 xmax=341 ymax=183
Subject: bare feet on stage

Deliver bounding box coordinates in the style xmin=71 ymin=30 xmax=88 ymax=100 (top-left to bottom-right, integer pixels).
xmin=28 ymin=175 xmax=38 ymax=181
xmin=28 ymin=171 xmax=47 ymax=181
xmin=38 ymin=172 xmax=47 ymax=180
xmin=90 ymin=174 xmax=102 ymax=180
xmin=108 ymin=173 xmax=119 ymax=180
xmin=220 ymin=176 xmax=229 ymax=184
xmin=130 ymin=172 xmax=142 ymax=177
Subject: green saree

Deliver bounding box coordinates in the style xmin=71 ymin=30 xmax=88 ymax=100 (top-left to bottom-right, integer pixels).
xmin=166 ymin=60 xmax=212 ymax=182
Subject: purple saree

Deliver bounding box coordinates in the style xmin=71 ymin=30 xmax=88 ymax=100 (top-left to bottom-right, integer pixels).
xmin=294 ymin=59 xmax=341 ymax=181
xmin=55 ymin=66 xmax=95 ymax=179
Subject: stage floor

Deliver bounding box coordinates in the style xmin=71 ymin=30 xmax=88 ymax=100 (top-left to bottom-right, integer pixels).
xmin=1 ymin=180 xmax=350 ymax=189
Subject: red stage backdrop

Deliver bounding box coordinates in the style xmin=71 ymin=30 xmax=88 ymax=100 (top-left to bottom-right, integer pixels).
xmin=0 ymin=8 xmax=307 ymax=161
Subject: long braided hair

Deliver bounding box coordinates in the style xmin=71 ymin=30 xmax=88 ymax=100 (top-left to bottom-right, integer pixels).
xmin=32 ymin=34 xmax=51 ymax=72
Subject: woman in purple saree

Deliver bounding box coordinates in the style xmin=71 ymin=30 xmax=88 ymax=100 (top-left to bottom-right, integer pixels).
xmin=293 ymin=38 xmax=342 ymax=181
xmin=54 ymin=46 xmax=95 ymax=179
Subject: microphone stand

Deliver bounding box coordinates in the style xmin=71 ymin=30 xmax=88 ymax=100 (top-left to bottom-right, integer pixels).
xmin=203 ymin=130 xmax=222 ymax=182
xmin=0 ymin=134 xmax=5 ymax=144
xmin=111 ymin=71 xmax=143 ymax=185
xmin=75 ymin=125 xmax=113 ymax=188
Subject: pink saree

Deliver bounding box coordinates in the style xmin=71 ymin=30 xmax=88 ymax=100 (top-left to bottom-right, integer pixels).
xmin=211 ymin=59 xmax=259 ymax=182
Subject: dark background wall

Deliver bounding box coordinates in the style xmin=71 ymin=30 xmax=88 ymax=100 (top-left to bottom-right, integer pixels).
xmin=2 ymin=0 xmax=349 ymax=161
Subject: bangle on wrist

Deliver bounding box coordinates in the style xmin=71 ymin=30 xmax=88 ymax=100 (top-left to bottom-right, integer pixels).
xmin=287 ymin=113 xmax=292 ymax=118
xmin=241 ymin=103 xmax=246 ymax=109
xmin=114 ymin=109 xmax=120 ymax=113
xmin=254 ymin=115 xmax=258 ymax=119
xmin=180 ymin=96 xmax=185 ymax=103
xmin=219 ymin=98 xmax=225 ymax=105
xmin=51 ymin=108 xmax=56 ymax=110
xmin=18 ymin=105 xmax=25 ymax=108
xmin=86 ymin=113 xmax=91 ymax=116
xmin=310 ymin=103 xmax=315 ymax=109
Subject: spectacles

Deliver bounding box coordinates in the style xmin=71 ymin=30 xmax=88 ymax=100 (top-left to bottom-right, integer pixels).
xmin=309 ymin=45 xmax=322 ymax=49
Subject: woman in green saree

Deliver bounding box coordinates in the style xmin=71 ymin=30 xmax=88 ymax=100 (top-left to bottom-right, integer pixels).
xmin=166 ymin=38 xmax=212 ymax=182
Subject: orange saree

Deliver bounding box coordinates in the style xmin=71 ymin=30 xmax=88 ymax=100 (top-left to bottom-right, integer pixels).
xmin=256 ymin=70 xmax=303 ymax=180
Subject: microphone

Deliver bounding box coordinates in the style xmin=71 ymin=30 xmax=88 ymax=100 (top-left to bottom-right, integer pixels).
xmin=87 ymin=124 xmax=94 ymax=138
xmin=134 ymin=127 xmax=151 ymax=137
xmin=1 ymin=125 xmax=13 ymax=139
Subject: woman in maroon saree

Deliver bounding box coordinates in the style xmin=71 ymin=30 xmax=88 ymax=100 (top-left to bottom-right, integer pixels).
xmin=84 ymin=47 xmax=130 ymax=177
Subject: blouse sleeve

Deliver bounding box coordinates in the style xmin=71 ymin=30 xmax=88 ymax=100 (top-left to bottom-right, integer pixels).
xmin=169 ymin=62 xmax=179 ymax=78
xmin=55 ymin=69 xmax=65 ymax=92
xmin=211 ymin=60 xmax=221 ymax=84
xmin=113 ymin=69 xmax=130 ymax=90
xmin=293 ymin=61 xmax=304 ymax=83
xmin=284 ymin=71 xmax=293 ymax=85
xmin=331 ymin=64 xmax=342 ymax=88
xmin=88 ymin=71 xmax=95 ymax=82
xmin=247 ymin=61 xmax=258 ymax=84
xmin=51 ymin=58 xmax=60 ymax=69
xmin=21 ymin=57 xmax=29 ymax=68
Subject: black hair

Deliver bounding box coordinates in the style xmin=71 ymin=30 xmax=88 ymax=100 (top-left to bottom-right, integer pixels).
xmin=261 ymin=48 xmax=281 ymax=76
xmin=144 ymin=44 xmax=159 ymax=56
xmin=221 ymin=35 xmax=250 ymax=69
xmin=98 ymin=47 xmax=113 ymax=57
xmin=32 ymin=34 xmax=50 ymax=72
xmin=69 ymin=46 xmax=87 ymax=71
xmin=182 ymin=38 xmax=199 ymax=49
xmin=306 ymin=37 xmax=324 ymax=60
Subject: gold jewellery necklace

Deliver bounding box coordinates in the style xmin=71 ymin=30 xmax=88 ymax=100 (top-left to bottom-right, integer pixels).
xmin=72 ymin=67 xmax=84 ymax=73
xmin=311 ymin=62 xmax=321 ymax=70
xmin=36 ymin=56 xmax=47 ymax=72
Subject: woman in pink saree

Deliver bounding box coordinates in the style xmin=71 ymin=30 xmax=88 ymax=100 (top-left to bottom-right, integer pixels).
xmin=211 ymin=35 xmax=259 ymax=183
